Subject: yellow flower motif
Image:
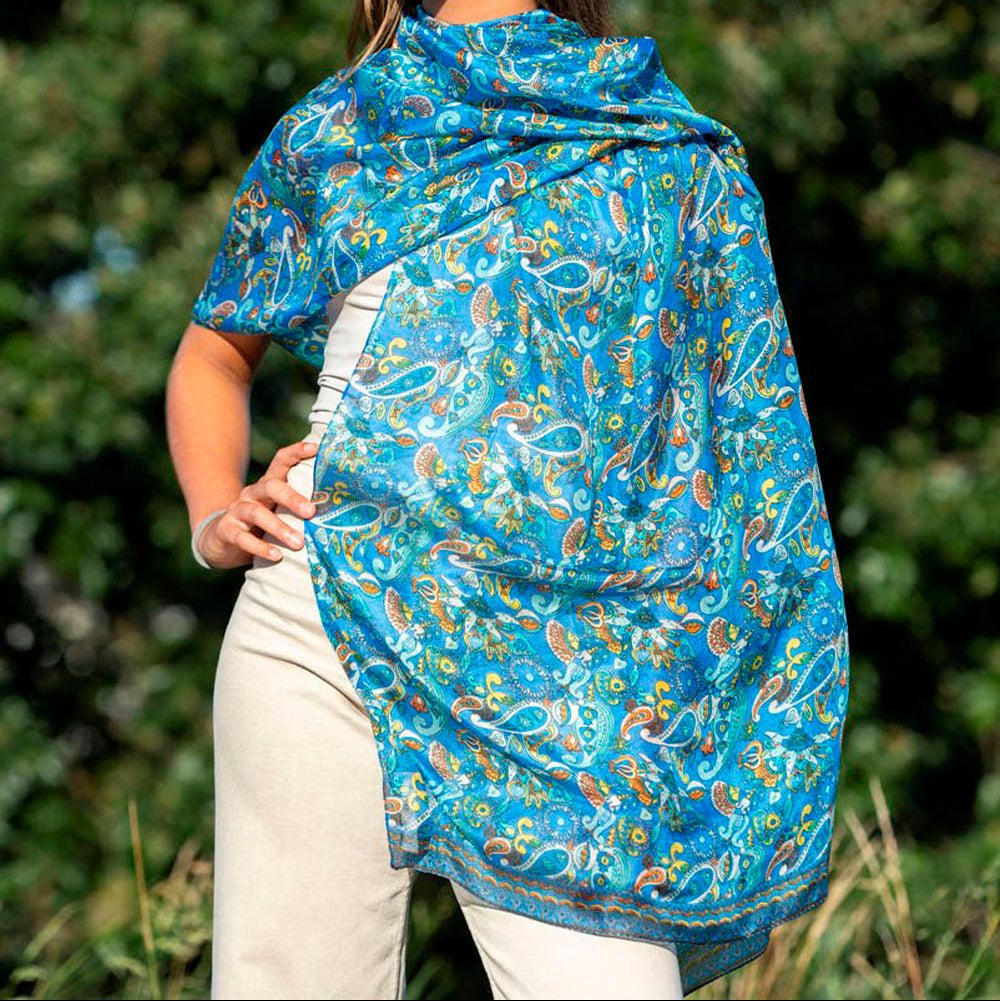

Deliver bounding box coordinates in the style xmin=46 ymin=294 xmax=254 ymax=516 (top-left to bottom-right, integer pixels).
xmin=400 ymin=299 xmax=432 ymax=329
xmin=654 ymin=679 xmax=675 ymax=720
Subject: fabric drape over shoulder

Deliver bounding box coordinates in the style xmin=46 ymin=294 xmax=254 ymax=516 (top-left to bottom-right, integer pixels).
xmin=190 ymin=6 xmax=851 ymax=994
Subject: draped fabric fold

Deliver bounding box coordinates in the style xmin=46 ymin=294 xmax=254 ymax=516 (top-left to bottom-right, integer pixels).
xmin=191 ymin=6 xmax=850 ymax=993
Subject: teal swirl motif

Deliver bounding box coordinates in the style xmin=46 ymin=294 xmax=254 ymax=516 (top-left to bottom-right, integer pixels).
xmin=191 ymin=6 xmax=851 ymax=994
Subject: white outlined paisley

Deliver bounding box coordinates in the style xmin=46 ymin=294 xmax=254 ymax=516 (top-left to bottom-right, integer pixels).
xmin=191 ymin=7 xmax=850 ymax=994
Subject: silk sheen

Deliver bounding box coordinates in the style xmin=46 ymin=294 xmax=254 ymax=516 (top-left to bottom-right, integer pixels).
xmin=190 ymin=6 xmax=851 ymax=993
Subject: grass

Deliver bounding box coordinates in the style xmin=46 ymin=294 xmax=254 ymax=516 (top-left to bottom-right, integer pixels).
xmin=2 ymin=777 xmax=997 ymax=1000
xmin=694 ymin=775 xmax=1000 ymax=1000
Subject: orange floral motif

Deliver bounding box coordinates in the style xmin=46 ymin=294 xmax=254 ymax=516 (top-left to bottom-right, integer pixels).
xmin=190 ymin=5 xmax=849 ymax=993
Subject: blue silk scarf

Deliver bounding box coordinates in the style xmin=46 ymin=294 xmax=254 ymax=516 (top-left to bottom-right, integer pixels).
xmin=191 ymin=5 xmax=851 ymax=993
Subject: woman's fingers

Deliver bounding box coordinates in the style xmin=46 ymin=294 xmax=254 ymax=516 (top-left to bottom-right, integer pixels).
xmin=197 ymin=438 xmax=321 ymax=566
xmin=246 ymin=458 xmax=317 ymax=519
xmin=265 ymin=439 xmax=319 ymax=480
xmin=230 ymin=524 xmax=286 ymax=562
xmin=198 ymin=512 xmax=276 ymax=566
xmin=229 ymin=497 xmax=306 ymax=551
xmin=258 ymin=475 xmax=317 ymax=518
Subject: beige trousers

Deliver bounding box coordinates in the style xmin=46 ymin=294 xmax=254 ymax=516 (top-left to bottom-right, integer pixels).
xmin=211 ymin=419 xmax=683 ymax=1001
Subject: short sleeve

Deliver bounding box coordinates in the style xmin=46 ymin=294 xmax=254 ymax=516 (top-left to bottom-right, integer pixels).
xmin=189 ymin=102 xmax=333 ymax=368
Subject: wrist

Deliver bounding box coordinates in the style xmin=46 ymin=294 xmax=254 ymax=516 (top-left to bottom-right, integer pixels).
xmin=191 ymin=507 xmax=229 ymax=569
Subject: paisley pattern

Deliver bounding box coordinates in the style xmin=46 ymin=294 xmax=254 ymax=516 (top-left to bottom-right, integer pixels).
xmin=190 ymin=6 xmax=850 ymax=994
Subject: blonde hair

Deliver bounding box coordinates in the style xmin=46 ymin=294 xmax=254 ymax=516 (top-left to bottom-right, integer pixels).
xmin=345 ymin=1 xmax=616 ymax=69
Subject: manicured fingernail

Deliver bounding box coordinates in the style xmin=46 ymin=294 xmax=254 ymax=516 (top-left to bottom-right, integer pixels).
xmin=300 ymin=503 xmax=314 ymax=516
xmin=269 ymin=547 xmax=281 ymax=560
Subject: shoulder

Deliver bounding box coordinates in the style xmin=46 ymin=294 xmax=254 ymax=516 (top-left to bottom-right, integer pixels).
xmin=247 ymin=67 xmax=360 ymax=205
xmin=631 ymin=139 xmax=762 ymax=232
xmin=259 ymin=68 xmax=355 ymax=159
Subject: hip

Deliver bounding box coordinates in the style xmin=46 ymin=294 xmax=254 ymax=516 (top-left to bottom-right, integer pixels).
xmin=241 ymin=419 xmax=327 ymax=596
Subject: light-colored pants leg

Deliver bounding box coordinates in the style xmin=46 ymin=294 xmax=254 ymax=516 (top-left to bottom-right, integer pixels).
xmin=453 ymin=882 xmax=682 ymax=1000
xmin=211 ymin=420 xmax=416 ymax=1000
xmin=210 ymin=420 xmax=683 ymax=1001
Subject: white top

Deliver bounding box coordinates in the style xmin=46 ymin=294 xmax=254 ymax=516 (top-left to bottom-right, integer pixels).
xmin=307 ymin=262 xmax=396 ymax=428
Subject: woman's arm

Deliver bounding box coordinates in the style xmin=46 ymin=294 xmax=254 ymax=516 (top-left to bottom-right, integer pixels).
xmin=166 ymin=324 xmax=317 ymax=567
xmin=167 ymin=323 xmax=267 ymax=531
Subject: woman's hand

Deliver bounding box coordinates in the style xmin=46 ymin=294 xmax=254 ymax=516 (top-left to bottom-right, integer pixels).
xmin=195 ymin=440 xmax=319 ymax=568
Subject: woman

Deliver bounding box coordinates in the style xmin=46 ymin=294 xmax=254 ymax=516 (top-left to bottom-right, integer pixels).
xmin=166 ymin=1 xmax=851 ymax=998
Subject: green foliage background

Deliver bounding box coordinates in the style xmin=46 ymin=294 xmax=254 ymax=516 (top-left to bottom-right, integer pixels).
xmin=1 ymin=0 xmax=997 ymax=997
